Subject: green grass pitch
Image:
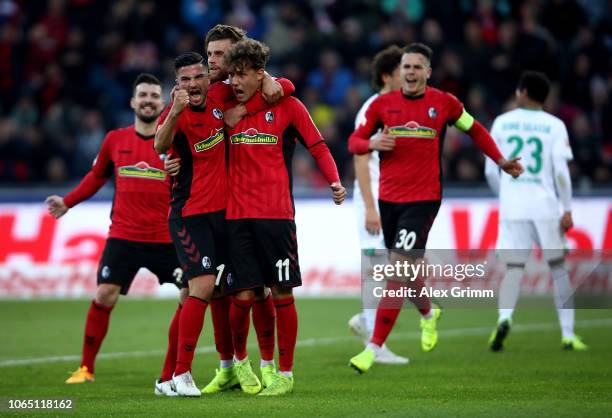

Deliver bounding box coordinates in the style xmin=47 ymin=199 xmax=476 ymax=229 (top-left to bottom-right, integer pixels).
xmin=1 ymin=298 xmax=611 ymax=417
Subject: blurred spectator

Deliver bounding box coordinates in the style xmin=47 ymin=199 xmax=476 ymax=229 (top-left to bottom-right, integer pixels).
xmin=0 ymin=0 xmax=610 ymax=189
xmin=72 ymin=110 xmax=105 ymax=176
xmin=306 ymin=49 xmax=353 ymax=106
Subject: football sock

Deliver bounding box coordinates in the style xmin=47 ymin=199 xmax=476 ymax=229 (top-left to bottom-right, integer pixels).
xmin=175 ymin=296 xmax=208 ymax=376
xmin=498 ymin=266 xmax=523 ymax=323
xmin=275 ymin=296 xmax=297 ymax=373
xmin=81 ymin=300 xmax=114 ymax=373
xmin=160 ymin=303 xmax=182 ymax=382
xmin=210 ymin=296 xmax=234 ymax=361
xmin=371 ymin=280 xmax=404 ymax=347
xmin=362 ymin=253 xmax=382 ymax=336
xmin=252 ymin=294 xmax=276 ymax=362
xmin=220 ymin=359 xmax=234 ymax=369
xmin=551 ymin=263 xmax=575 ymax=339
xmin=230 ymin=296 xmax=254 ymax=361
xmin=408 ymin=275 xmax=432 ymax=317
xmin=260 ymin=359 xmax=275 ymax=368
xmin=363 ymin=309 xmax=376 ymax=336
xmin=366 ymin=342 xmax=381 ymax=351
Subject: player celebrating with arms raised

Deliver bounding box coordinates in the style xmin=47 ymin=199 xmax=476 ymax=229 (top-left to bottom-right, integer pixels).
xmin=223 ymin=39 xmax=346 ymax=395
xmin=46 ymin=74 xmax=187 ymax=392
xmin=348 ymin=43 xmax=523 ymax=374
xmin=347 ymin=45 xmax=408 ymax=365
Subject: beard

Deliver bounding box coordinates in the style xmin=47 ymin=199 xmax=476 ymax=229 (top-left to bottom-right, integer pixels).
xmin=136 ymin=110 xmax=160 ymax=123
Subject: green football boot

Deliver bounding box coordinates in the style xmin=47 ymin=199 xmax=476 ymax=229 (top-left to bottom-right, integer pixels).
xmin=349 ymin=347 xmax=375 ymax=374
xmin=489 ymin=319 xmax=511 ymax=352
xmin=420 ymin=307 xmax=442 ymax=352
xmin=201 ymin=367 xmax=240 ymax=394
xmin=258 ymin=373 xmax=293 ymax=396
xmin=234 ymin=359 xmax=262 ymax=394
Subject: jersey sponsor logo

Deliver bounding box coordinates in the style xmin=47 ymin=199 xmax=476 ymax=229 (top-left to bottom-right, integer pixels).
xmin=194 ymin=128 xmax=224 ymax=152
xmin=230 ymin=128 xmax=278 ymax=145
xmin=428 ymin=107 xmax=437 ymax=119
xmin=212 ymin=108 xmax=223 ymax=120
xmin=389 ymin=121 xmax=437 ymax=138
xmin=118 ymin=161 xmax=166 ymax=180
xmin=265 ymin=111 xmax=274 ymax=122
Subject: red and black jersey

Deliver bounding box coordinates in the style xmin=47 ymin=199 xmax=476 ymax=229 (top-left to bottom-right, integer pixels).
xmin=160 ymin=78 xmax=297 ymax=217
xmin=349 ymin=87 xmax=464 ymax=203
xmin=64 ymin=125 xmax=171 ymax=243
xmin=165 ymin=89 xmax=228 ymax=217
xmin=226 ymin=96 xmax=339 ymax=220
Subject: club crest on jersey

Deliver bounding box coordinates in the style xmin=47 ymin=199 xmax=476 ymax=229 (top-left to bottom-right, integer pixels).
xmin=194 ymin=128 xmax=224 ymax=152
xmin=101 ymin=266 xmax=110 ymax=279
xmin=231 ymin=128 xmax=278 ymax=145
xmin=212 ymin=108 xmax=223 ymax=120
xmin=389 ymin=121 xmax=437 ymax=139
xmin=118 ymin=161 xmax=166 ymax=180
xmin=428 ymin=107 xmax=438 ymax=119
xmin=202 ymin=256 xmax=211 ymax=269
xmin=265 ymin=111 xmax=274 ymax=122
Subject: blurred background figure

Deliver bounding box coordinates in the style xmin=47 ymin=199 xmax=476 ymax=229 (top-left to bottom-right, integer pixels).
xmin=0 ymin=0 xmax=610 ymax=192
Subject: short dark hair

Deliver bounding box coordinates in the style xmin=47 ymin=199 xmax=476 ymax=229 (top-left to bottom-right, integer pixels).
xmin=403 ymin=42 xmax=433 ymax=63
xmin=372 ymin=45 xmax=403 ymax=90
xmin=132 ymin=73 xmax=160 ymax=94
xmin=205 ymin=24 xmax=247 ymax=53
xmin=174 ymin=52 xmax=205 ymax=72
xmin=224 ymin=39 xmax=270 ymax=72
xmin=517 ymin=71 xmax=551 ymax=103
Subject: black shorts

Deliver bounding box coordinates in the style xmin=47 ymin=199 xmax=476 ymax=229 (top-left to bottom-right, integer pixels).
xmin=97 ymin=238 xmax=185 ymax=295
xmin=378 ymin=200 xmax=441 ymax=258
xmin=168 ymin=210 xmax=229 ymax=283
xmin=227 ymin=219 xmax=301 ymax=292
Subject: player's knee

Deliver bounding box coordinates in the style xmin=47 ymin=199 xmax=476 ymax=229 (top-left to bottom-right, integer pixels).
xmin=188 ymin=274 xmax=215 ymax=300
xmin=234 ymin=289 xmax=256 ymax=301
xmin=178 ymin=287 xmax=189 ymax=304
xmin=270 ymin=286 xmax=292 ymax=300
xmin=253 ymin=286 xmax=271 ymax=301
xmin=95 ymin=284 xmax=121 ymax=306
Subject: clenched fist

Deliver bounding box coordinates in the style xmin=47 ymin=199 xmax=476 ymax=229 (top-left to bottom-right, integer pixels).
xmin=170 ymin=89 xmax=190 ymax=117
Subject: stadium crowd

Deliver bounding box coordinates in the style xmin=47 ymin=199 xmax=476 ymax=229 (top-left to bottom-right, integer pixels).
xmin=1 ymin=0 xmax=611 ymax=188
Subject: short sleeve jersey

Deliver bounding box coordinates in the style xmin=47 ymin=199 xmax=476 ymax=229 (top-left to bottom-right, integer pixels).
xmin=490 ymin=108 xmax=573 ymax=220
xmin=350 ymin=86 xmax=464 ymax=203
xmin=92 ymin=125 xmax=171 ymax=243
xmin=164 ymin=89 xmax=228 ymax=217
xmin=226 ymin=96 xmax=324 ymax=220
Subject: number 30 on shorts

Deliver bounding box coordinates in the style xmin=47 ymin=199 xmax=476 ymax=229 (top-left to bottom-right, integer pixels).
xmin=395 ymin=229 xmax=416 ymax=250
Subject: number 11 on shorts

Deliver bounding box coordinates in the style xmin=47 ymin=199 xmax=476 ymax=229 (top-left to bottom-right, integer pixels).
xmin=276 ymin=258 xmax=290 ymax=282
